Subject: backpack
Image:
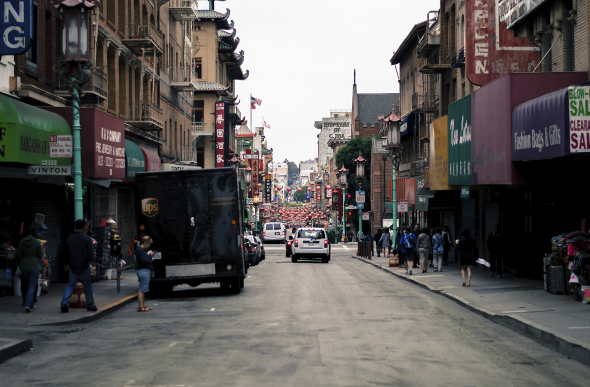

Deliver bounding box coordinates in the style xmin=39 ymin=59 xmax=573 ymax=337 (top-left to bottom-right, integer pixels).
xmin=437 ymin=244 xmax=444 ymax=255
xmin=404 ymin=233 xmax=414 ymax=249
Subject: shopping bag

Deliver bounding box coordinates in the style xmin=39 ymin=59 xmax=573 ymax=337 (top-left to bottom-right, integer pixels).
xmin=569 ymin=272 xmax=580 ymax=284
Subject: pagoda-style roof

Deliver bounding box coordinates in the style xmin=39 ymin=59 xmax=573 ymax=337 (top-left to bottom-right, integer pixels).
xmin=236 ymin=125 xmax=254 ymax=138
xmin=218 ymin=28 xmax=237 ymax=39
xmin=197 ymin=8 xmax=231 ymax=30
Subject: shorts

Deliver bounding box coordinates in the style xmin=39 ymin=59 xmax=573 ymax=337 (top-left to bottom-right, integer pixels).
xmin=137 ymin=268 xmax=152 ymax=293
xmin=403 ymin=251 xmax=414 ymax=262
xmin=418 ymin=248 xmax=429 ymax=265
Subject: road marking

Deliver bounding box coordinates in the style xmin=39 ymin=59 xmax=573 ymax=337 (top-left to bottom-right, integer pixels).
xmin=341 ymin=245 xmax=349 ymax=249
xmin=169 ymin=342 xmax=178 ymax=347
xmin=568 ymin=326 xmax=590 ymax=329
xmin=210 ymin=308 xmax=216 ymax=311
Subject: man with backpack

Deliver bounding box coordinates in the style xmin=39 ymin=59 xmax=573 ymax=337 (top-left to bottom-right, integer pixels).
xmin=400 ymin=227 xmax=417 ymax=275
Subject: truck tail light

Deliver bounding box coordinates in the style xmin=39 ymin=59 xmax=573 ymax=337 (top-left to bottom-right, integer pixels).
xmin=324 ymin=240 xmax=328 ymax=247
xmin=294 ymin=240 xmax=299 ymax=247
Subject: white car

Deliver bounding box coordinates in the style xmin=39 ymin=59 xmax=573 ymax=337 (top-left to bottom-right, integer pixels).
xmin=291 ymin=228 xmax=331 ymax=263
xmin=262 ymin=222 xmax=286 ymax=244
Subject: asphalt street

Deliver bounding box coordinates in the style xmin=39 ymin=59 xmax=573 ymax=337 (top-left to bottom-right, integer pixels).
xmin=1 ymin=244 xmax=589 ymax=387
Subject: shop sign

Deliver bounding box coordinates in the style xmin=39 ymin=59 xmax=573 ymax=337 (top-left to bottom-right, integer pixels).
xmin=27 ymin=165 xmax=71 ymax=175
xmin=569 ymin=86 xmax=590 ymax=153
xmin=398 ymin=201 xmax=408 ymax=213
xmin=465 ymin=0 xmax=540 ymax=86
xmin=264 ymin=174 xmax=271 ymax=203
xmin=430 ymin=116 xmax=450 ymax=190
xmin=448 ymin=95 xmax=472 ymax=185
xmin=214 ymin=102 xmax=229 ymax=168
xmin=161 ymin=163 xmax=200 ymax=171
xmin=498 ymin=0 xmax=548 ymax=30
xmin=0 ymin=0 xmax=33 ymax=55
xmin=49 ymin=135 xmax=72 ymax=158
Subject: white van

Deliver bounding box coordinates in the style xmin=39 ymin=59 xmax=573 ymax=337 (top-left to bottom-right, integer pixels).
xmin=262 ymin=222 xmax=286 ymax=243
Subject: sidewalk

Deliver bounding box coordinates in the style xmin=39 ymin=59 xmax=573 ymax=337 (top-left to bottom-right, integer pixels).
xmin=0 ymin=270 xmax=138 ymax=363
xmin=353 ymin=252 xmax=590 ymax=366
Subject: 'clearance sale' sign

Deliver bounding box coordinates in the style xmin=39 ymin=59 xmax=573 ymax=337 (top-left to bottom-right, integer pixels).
xmin=569 ymin=86 xmax=590 ymax=153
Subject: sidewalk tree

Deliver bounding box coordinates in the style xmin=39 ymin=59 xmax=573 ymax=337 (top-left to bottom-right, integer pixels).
xmin=335 ymin=136 xmax=372 ymax=211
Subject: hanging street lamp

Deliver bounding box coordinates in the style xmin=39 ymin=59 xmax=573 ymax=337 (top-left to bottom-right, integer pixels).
xmin=353 ymin=153 xmax=367 ymax=240
xmin=384 ymin=111 xmax=402 ymax=241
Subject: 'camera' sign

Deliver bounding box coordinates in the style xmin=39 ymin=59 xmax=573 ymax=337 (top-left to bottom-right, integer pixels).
xmin=0 ymin=1 xmax=33 ymax=55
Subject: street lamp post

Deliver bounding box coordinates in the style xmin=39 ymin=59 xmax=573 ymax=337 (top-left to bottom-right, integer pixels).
xmin=253 ymin=193 xmax=260 ymax=233
xmin=337 ymin=166 xmax=348 ymax=242
xmin=55 ymin=0 xmax=99 ymax=221
xmin=353 ymin=152 xmax=367 ymax=241
xmin=383 ymin=112 xmax=402 ymax=242
xmin=244 ymin=165 xmax=253 ymax=232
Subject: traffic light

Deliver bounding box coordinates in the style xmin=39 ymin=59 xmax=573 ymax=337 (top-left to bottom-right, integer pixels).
xmin=348 ymin=211 xmax=352 ymax=216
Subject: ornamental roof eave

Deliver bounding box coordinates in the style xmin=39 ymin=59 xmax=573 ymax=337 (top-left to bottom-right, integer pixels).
xmin=218 ymin=28 xmax=237 ymax=39
xmin=197 ymin=9 xmax=231 ymax=29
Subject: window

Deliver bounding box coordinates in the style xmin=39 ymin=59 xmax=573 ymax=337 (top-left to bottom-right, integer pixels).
xmin=193 ymin=100 xmax=204 ymax=123
xmin=26 ymin=2 xmax=38 ymax=70
xmin=193 ymin=58 xmax=202 ymax=79
xmin=544 ymin=33 xmax=552 ymax=72
xmin=565 ymin=17 xmax=575 ymax=71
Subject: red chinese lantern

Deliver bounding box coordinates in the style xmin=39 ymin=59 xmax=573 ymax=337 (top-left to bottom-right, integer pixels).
xmin=277 ymin=186 xmax=282 ymax=191
xmin=326 ymin=186 xmax=331 ymax=190
xmin=287 ymin=187 xmax=292 ymax=192
xmin=316 ymin=185 xmax=321 ymax=191
xmin=307 ymin=187 xmax=312 ymax=191
xmin=297 ymin=187 xmax=302 ymax=192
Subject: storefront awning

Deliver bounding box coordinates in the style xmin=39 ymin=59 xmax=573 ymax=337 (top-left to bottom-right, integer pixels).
xmin=0 ymin=94 xmax=71 ymax=165
xmin=400 ymin=112 xmax=416 ymax=137
xmin=125 ymin=140 xmax=145 ymax=180
xmin=140 ymin=147 xmax=161 ymax=172
xmin=512 ymin=82 xmax=590 ymax=161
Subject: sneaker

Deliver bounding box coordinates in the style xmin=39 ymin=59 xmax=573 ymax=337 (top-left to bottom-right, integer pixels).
xmin=25 ymin=307 xmax=31 ymax=313
xmin=434 ymin=269 xmax=438 ymax=272
xmin=439 ymin=269 xmax=443 ymax=272
xmin=497 ymin=275 xmax=502 ymax=278
xmin=61 ymin=304 xmax=69 ymax=313
xmin=399 ymin=265 xmax=404 ymax=268
xmin=409 ymin=270 xmax=412 ymax=275
xmin=405 ymin=271 xmax=408 ymax=275
xmin=87 ymin=305 xmax=98 ymax=312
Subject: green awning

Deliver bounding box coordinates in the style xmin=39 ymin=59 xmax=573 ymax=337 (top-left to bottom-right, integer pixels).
xmin=125 ymin=140 xmax=145 ymax=180
xmin=0 ymin=94 xmax=71 ymax=165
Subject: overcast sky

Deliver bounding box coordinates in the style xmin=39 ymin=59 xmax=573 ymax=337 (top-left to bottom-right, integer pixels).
xmin=200 ymin=0 xmax=440 ymax=164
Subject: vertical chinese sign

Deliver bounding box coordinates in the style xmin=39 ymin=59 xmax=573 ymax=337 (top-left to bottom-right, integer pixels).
xmin=215 ymin=102 xmax=227 ymax=168
xmin=265 ymin=174 xmax=272 ymax=203
xmin=448 ymin=95 xmax=472 ymax=185
xmin=430 ymin=116 xmax=450 ymax=191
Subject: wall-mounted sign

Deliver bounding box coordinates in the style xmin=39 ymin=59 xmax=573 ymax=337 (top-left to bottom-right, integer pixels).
xmin=50 ymin=135 xmax=72 ymax=158
xmin=0 ymin=0 xmax=33 ymax=55
xmin=398 ymin=201 xmax=408 ymax=213
xmin=448 ymin=95 xmax=472 ymax=185
xmin=215 ymin=102 xmax=226 ymax=168
xmin=27 ymin=165 xmax=71 ymax=175
xmin=466 ymin=0 xmax=540 ymax=86
xmin=498 ymin=0 xmax=549 ymax=30
xmin=569 ymin=86 xmax=590 ymax=153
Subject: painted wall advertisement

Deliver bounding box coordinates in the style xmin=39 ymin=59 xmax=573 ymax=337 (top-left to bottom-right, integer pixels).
xmin=448 ymin=95 xmax=472 ymax=185
xmin=569 ymin=86 xmax=590 ymax=153
xmin=430 ymin=116 xmax=450 ymax=190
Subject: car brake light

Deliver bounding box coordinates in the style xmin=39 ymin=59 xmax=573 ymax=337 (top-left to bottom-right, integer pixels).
xmin=282 ymin=230 xmax=285 ymax=235
xmin=295 ymin=240 xmax=299 ymax=247
xmin=324 ymin=240 xmax=328 ymax=247
xmin=263 ymin=232 xmax=266 ymax=237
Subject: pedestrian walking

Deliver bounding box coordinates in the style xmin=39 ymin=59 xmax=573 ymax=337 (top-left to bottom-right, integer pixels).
xmin=374 ymin=229 xmax=383 ymax=257
xmin=135 ymin=236 xmax=155 ymax=312
xmin=417 ymin=227 xmax=431 ymax=273
xmin=394 ymin=228 xmax=403 ymax=268
xmin=487 ymin=224 xmax=503 ymax=278
xmin=379 ymin=230 xmax=391 ymax=258
xmin=442 ymin=225 xmax=454 ymax=265
xmin=428 ymin=227 xmax=434 ymax=267
xmin=60 ymin=219 xmax=98 ymax=313
xmin=432 ymin=227 xmax=444 ymax=272
xmin=400 ymin=227 xmax=417 ymax=275
xmin=456 ymin=229 xmax=478 ymax=287
xmin=16 ymin=226 xmax=45 ymax=312
xmin=364 ymin=234 xmax=373 ymax=259
xmin=412 ymin=224 xmax=420 ymax=268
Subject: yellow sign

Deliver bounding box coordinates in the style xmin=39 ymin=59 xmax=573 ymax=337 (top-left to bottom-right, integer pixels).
xmin=431 ymin=116 xmax=450 ymax=190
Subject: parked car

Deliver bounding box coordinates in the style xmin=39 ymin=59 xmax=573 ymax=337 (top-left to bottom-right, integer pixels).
xmin=291 ymin=227 xmax=331 ymax=263
xmin=262 ymin=222 xmax=286 ymax=244
xmin=286 ymin=236 xmax=293 ymax=257
xmin=254 ymin=235 xmax=265 ymax=260
xmin=244 ymin=236 xmax=261 ymax=266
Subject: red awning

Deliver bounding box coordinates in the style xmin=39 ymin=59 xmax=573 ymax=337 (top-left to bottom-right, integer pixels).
xmin=140 ymin=148 xmax=161 ymax=172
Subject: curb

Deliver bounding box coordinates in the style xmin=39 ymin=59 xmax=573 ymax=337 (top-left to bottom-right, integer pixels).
xmin=35 ymin=293 xmax=138 ymax=326
xmin=351 ymin=254 xmax=590 ymax=366
xmin=0 ymin=338 xmax=33 ymax=365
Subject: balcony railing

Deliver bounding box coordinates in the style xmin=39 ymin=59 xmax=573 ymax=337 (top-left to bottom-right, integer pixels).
xmin=191 ymin=122 xmax=215 ymax=136
xmin=169 ymin=67 xmax=198 ymax=91
xmin=56 ymin=67 xmax=108 ymax=101
xmin=127 ymin=103 xmax=164 ymax=131
xmin=169 ymin=0 xmax=198 ymax=21
xmin=122 ymin=23 xmax=164 ymax=54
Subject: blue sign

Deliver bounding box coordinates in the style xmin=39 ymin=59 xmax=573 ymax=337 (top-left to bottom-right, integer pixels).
xmin=0 ymin=0 xmax=33 ymax=55
xmin=357 ymin=202 xmax=364 ymax=210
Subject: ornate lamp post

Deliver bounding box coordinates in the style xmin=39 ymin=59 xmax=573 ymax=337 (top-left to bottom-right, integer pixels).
xmin=55 ymin=0 xmax=99 ymax=221
xmin=337 ymin=166 xmax=348 ymax=242
xmin=228 ymin=155 xmax=241 ymax=172
xmin=384 ymin=112 xmax=402 ymax=241
xmin=353 ymin=152 xmax=367 ymax=241
xmin=253 ymin=192 xmax=260 ymax=233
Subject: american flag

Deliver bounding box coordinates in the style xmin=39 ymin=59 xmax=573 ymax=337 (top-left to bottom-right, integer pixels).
xmin=251 ymin=96 xmax=262 ymax=106
xmin=263 ymin=118 xmax=270 ymax=129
